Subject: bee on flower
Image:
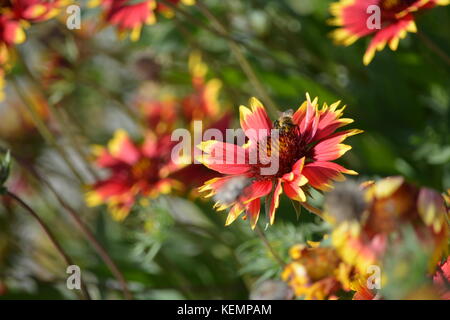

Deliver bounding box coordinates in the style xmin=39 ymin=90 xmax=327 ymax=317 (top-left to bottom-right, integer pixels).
xmin=85 ymin=129 xmax=183 ymax=221
xmin=198 ymin=93 xmax=362 ymax=229
xmin=329 ymin=0 xmax=450 ymax=65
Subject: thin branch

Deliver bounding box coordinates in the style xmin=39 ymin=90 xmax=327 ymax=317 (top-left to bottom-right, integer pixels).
xmin=417 ymin=31 xmax=450 ymax=66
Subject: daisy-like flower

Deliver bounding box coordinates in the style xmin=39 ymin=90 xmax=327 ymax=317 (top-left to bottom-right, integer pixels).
xmin=329 ymin=0 xmax=450 ymax=65
xmin=326 ymin=177 xmax=449 ymax=275
xmin=90 ymin=0 xmax=157 ymax=41
xmin=198 ymin=93 xmax=362 ymax=229
xmin=85 ymin=129 xmax=182 ymax=221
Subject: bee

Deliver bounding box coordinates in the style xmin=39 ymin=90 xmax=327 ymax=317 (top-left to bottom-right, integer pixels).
xmin=273 ymin=109 xmax=295 ymax=134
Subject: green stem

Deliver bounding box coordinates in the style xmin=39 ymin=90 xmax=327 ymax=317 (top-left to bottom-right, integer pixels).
xmin=417 ymin=31 xmax=450 ymax=66
xmin=4 ymin=191 xmax=91 ymax=300
xmin=255 ymin=225 xmax=285 ymax=267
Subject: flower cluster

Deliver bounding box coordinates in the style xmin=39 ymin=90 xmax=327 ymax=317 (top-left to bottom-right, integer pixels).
xmin=282 ymin=177 xmax=449 ymax=300
xmin=282 ymin=243 xmax=367 ymax=300
xmin=86 ymin=52 xmax=230 ymax=219
xmin=329 ymin=0 xmax=450 ymax=64
xmin=198 ymin=94 xmax=362 ymax=229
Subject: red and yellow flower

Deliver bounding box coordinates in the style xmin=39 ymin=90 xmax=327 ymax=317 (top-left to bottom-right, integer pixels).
xmin=329 ymin=0 xmax=450 ymax=65
xmin=86 ymin=129 xmax=182 ymax=221
xmin=89 ymin=0 xmax=157 ymax=41
xmin=198 ymin=93 xmax=361 ymax=229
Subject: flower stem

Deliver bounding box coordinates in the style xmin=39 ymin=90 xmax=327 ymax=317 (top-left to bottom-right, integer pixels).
xmin=255 ymin=225 xmax=285 ymax=267
xmin=4 ymin=190 xmax=91 ymax=300
xmin=0 ymin=148 xmax=133 ymax=300
xmin=417 ymin=31 xmax=450 ymax=66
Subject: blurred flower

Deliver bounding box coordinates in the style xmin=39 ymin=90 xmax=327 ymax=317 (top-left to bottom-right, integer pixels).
xmin=282 ymin=244 xmax=362 ymax=300
xmin=90 ymin=0 xmax=157 ymax=41
xmin=326 ymin=177 xmax=449 ymax=275
xmin=156 ymin=0 xmax=195 ymax=18
xmin=182 ymin=51 xmax=222 ymax=123
xmin=137 ymin=98 xmax=178 ymax=134
xmin=198 ymin=93 xmax=361 ymax=229
xmin=10 ymin=0 xmax=68 ymax=22
xmin=329 ymin=0 xmax=450 ymax=65
xmin=0 ymin=0 xmax=67 ymax=99
xmin=86 ymin=129 xmax=183 ymax=221
xmin=433 ymin=257 xmax=450 ymax=299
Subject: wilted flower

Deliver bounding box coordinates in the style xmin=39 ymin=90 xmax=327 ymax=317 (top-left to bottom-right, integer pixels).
xmin=198 ymin=93 xmax=361 ymax=229
xmin=326 ymin=177 xmax=449 ymax=275
xmin=282 ymin=244 xmax=363 ymax=300
xmin=329 ymin=0 xmax=450 ymax=65
xmin=86 ymin=129 xmax=182 ymax=221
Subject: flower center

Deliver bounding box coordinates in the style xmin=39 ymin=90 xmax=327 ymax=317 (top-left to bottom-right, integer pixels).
xmin=380 ymin=0 xmax=416 ymax=10
xmin=132 ymin=158 xmax=153 ymax=179
xmin=251 ymin=116 xmax=310 ymax=179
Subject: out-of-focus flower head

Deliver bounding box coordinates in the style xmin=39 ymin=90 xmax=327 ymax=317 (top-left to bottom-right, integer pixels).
xmin=0 ymin=12 xmax=25 ymax=67
xmin=89 ymin=0 xmax=157 ymax=41
xmin=282 ymin=244 xmax=364 ymax=300
xmin=198 ymin=93 xmax=361 ymax=229
xmin=10 ymin=0 xmax=68 ymax=22
xmin=433 ymin=257 xmax=450 ymax=299
xmin=326 ymin=177 xmax=449 ymax=275
xmin=137 ymin=98 xmax=178 ymax=134
xmin=0 ymin=1 xmax=68 ymax=99
xmin=86 ymin=129 xmax=183 ymax=221
xmin=182 ymin=51 xmax=222 ymax=123
xmin=329 ymin=0 xmax=450 ymax=65
xmin=156 ymin=0 xmax=195 ymax=18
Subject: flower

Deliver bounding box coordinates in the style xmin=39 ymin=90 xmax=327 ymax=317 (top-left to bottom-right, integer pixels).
xmin=326 ymin=177 xmax=449 ymax=275
xmin=85 ymin=129 xmax=182 ymax=221
xmin=182 ymin=51 xmax=222 ymax=123
xmin=90 ymin=0 xmax=157 ymax=41
xmin=433 ymin=257 xmax=450 ymax=299
xmin=198 ymin=93 xmax=361 ymax=229
xmin=282 ymin=244 xmax=363 ymax=300
xmin=329 ymin=0 xmax=450 ymax=65
xmin=10 ymin=0 xmax=67 ymax=22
